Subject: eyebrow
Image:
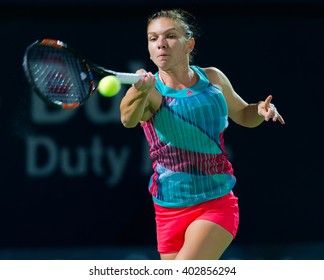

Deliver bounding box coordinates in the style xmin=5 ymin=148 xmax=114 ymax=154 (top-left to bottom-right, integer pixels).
xmin=147 ymin=27 xmax=178 ymax=36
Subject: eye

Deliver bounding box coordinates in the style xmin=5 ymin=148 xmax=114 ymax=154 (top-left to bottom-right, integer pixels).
xmin=167 ymin=34 xmax=177 ymax=39
xmin=148 ymin=36 xmax=157 ymax=42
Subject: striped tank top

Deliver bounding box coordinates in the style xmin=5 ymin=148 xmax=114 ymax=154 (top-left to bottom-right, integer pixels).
xmin=141 ymin=65 xmax=236 ymax=207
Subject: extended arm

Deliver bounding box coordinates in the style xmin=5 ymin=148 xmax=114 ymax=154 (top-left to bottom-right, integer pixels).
xmin=204 ymin=67 xmax=285 ymax=127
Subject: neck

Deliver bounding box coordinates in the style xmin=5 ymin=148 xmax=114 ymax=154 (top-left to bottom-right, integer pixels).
xmin=159 ymin=67 xmax=197 ymax=89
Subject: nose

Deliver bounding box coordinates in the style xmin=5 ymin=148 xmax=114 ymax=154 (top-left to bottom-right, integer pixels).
xmin=157 ymin=37 xmax=167 ymax=49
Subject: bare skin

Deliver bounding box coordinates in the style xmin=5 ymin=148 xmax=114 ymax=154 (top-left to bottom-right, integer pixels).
xmin=161 ymin=220 xmax=233 ymax=260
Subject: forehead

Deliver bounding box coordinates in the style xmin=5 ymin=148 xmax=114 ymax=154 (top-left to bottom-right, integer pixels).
xmin=147 ymin=17 xmax=182 ymax=34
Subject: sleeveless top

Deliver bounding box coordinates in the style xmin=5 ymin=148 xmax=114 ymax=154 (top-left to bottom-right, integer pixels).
xmin=140 ymin=65 xmax=236 ymax=207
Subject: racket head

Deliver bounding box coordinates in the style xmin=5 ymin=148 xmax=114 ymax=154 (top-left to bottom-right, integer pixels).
xmin=23 ymin=39 xmax=95 ymax=109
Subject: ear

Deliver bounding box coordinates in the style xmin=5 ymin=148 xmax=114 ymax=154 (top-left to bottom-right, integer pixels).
xmin=187 ymin=38 xmax=195 ymax=53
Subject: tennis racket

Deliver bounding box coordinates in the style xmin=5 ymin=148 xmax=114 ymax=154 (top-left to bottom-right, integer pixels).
xmin=22 ymin=38 xmax=143 ymax=109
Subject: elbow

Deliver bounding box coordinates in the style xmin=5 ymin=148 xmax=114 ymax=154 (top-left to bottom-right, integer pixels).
xmin=121 ymin=116 xmax=138 ymax=128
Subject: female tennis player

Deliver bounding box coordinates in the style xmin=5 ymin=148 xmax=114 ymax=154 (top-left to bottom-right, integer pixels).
xmin=120 ymin=9 xmax=285 ymax=260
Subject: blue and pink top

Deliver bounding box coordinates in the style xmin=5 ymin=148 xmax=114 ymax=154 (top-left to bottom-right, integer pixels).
xmin=141 ymin=65 xmax=236 ymax=208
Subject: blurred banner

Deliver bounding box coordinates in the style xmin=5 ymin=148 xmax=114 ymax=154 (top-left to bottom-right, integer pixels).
xmin=0 ymin=4 xmax=323 ymax=259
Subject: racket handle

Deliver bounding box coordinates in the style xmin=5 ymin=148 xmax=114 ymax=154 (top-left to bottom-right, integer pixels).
xmin=115 ymin=73 xmax=143 ymax=84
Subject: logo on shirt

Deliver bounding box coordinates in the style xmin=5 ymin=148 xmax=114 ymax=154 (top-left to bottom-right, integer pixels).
xmin=187 ymin=90 xmax=193 ymax=96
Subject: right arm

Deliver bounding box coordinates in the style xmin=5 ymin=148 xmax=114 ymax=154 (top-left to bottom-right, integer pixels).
xmin=120 ymin=70 xmax=159 ymax=128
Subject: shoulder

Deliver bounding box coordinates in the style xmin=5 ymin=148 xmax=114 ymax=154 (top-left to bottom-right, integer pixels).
xmin=201 ymin=67 xmax=229 ymax=88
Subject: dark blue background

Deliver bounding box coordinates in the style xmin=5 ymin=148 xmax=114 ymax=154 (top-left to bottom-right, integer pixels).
xmin=0 ymin=1 xmax=323 ymax=259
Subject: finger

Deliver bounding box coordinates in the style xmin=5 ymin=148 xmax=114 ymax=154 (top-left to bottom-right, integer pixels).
xmin=138 ymin=72 xmax=156 ymax=91
xmin=264 ymin=95 xmax=273 ymax=110
xmin=134 ymin=72 xmax=150 ymax=88
xmin=264 ymin=107 xmax=276 ymax=121
xmin=264 ymin=111 xmax=272 ymax=121
xmin=145 ymin=72 xmax=156 ymax=84
xmin=136 ymin=69 xmax=147 ymax=75
xmin=277 ymin=114 xmax=285 ymax=125
xmin=271 ymin=110 xmax=285 ymax=125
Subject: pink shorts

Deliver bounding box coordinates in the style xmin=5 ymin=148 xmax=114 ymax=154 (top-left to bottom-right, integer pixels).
xmin=154 ymin=191 xmax=239 ymax=254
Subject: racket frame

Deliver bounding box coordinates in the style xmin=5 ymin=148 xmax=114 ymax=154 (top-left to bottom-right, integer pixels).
xmin=23 ymin=38 xmax=142 ymax=109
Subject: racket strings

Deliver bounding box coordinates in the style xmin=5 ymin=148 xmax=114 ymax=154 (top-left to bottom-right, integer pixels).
xmin=27 ymin=46 xmax=91 ymax=105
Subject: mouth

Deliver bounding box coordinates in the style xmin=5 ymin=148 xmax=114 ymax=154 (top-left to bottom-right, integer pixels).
xmin=157 ymin=54 xmax=169 ymax=60
xmin=158 ymin=52 xmax=168 ymax=57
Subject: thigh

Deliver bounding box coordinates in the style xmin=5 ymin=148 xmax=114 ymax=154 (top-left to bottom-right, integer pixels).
xmin=175 ymin=220 xmax=233 ymax=260
xmin=155 ymin=192 xmax=239 ymax=257
xmin=160 ymin=253 xmax=178 ymax=260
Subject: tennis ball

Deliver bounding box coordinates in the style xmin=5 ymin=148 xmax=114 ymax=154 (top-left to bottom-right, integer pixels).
xmin=98 ymin=75 xmax=121 ymax=97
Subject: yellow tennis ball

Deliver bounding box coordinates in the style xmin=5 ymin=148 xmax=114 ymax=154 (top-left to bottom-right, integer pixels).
xmin=98 ymin=75 xmax=121 ymax=97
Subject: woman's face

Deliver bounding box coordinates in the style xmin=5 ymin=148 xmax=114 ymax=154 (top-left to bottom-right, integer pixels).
xmin=147 ymin=17 xmax=192 ymax=70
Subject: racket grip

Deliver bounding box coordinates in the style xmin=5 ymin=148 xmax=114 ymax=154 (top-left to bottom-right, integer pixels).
xmin=115 ymin=73 xmax=143 ymax=84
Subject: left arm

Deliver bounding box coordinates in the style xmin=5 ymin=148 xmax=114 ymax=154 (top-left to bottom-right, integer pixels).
xmin=204 ymin=67 xmax=285 ymax=127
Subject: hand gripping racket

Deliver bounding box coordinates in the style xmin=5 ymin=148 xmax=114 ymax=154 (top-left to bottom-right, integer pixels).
xmin=22 ymin=39 xmax=143 ymax=109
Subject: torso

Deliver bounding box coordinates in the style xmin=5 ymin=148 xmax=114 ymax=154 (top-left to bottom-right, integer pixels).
xmin=142 ymin=66 xmax=224 ymax=123
xmin=141 ymin=65 xmax=236 ymax=207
